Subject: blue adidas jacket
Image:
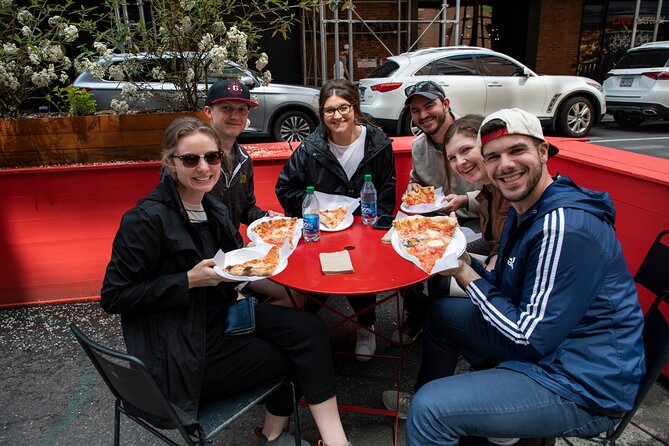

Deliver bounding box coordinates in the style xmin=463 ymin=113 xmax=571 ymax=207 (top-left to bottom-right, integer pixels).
xmin=468 ymin=176 xmax=645 ymax=416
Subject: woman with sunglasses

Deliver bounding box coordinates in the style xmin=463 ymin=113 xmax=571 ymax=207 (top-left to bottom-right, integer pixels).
xmin=276 ymin=79 xmax=396 ymax=362
xmin=101 ymin=117 xmax=352 ymax=446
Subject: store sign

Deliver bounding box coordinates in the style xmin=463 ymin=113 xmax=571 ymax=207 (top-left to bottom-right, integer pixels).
xmin=637 ymin=15 xmax=665 ymax=25
xmin=612 ymin=16 xmax=665 ymax=26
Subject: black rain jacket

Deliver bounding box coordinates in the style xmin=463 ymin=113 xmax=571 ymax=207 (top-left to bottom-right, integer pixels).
xmin=100 ymin=174 xmax=242 ymax=431
xmin=275 ymin=124 xmax=396 ymax=216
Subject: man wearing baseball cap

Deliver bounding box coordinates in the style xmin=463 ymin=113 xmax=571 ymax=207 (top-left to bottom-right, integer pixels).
xmin=406 ymin=108 xmax=645 ymax=445
xmin=386 ymin=81 xmax=479 ymax=348
xmin=204 ymin=79 xmax=282 ymax=230
xmin=204 ymin=79 xmax=300 ymax=307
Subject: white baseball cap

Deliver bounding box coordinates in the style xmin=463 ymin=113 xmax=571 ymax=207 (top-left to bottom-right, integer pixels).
xmin=477 ymin=108 xmax=558 ymax=157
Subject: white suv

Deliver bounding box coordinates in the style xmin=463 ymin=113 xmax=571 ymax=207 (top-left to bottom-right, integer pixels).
xmin=603 ymin=41 xmax=669 ymax=127
xmin=359 ymin=46 xmax=606 ymax=137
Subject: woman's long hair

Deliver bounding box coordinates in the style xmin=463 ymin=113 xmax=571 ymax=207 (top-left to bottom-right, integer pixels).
xmin=318 ymin=79 xmax=376 ymax=140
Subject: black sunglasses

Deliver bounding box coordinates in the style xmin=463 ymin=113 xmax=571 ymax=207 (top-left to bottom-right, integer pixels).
xmin=404 ymin=80 xmax=441 ymax=97
xmin=172 ymin=151 xmax=222 ymax=168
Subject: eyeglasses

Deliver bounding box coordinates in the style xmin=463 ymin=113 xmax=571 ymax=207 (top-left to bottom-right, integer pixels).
xmin=323 ymin=103 xmax=353 ymax=117
xmin=404 ymin=80 xmax=441 ymax=97
xmin=172 ymin=151 xmax=222 ymax=168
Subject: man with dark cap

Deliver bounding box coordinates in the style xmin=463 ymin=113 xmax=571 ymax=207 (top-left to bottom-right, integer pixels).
xmin=389 ymin=81 xmax=480 ymax=346
xmin=204 ymin=79 xmax=303 ymax=307
xmin=204 ymin=79 xmax=282 ymax=230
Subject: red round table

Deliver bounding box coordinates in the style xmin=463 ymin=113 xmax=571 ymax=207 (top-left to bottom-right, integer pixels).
xmin=270 ymin=216 xmax=428 ymax=294
xmin=270 ymin=217 xmax=427 ymax=445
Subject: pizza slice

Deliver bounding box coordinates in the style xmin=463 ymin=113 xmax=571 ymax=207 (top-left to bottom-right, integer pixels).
xmin=392 ymin=216 xmax=457 ymax=272
xmin=319 ymin=205 xmax=349 ymax=229
xmin=225 ymin=246 xmax=280 ymax=277
xmin=251 ymin=217 xmax=297 ymax=248
xmin=402 ymin=186 xmax=435 ymax=206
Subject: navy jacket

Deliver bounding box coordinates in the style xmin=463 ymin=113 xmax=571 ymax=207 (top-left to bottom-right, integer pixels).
xmin=469 ymin=176 xmax=645 ymax=416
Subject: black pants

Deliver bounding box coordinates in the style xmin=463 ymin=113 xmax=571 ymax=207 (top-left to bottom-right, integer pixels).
xmin=304 ymin=293 xmax=377 ymax=327
xmin=200 ymin=304 xmax=337 ymax=416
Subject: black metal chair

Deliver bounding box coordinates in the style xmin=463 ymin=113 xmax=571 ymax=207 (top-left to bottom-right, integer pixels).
xmin=572 ymin=230 xmax=669 ymax=446
xmin=70 ymin=323 xmax=302 ymax=446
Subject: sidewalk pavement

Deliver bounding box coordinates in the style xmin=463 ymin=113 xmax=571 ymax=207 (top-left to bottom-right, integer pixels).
xmin=1 ymin=298 xmax=667 ymax=446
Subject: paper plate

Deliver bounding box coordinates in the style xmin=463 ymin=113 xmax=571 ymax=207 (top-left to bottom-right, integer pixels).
xmin=214 ymin=245 xmax=289 ymax=282
xmin=391 ymin=224 xmax=466 ymax=274
xmin=320 ymin=212 xmax=354 ymax=232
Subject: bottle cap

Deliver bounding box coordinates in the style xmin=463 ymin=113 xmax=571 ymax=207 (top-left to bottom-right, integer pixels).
xmin=306 ymin=186 xmax=315 ymax=193
xmin=364 ymin=174 xmax=372 ymax=181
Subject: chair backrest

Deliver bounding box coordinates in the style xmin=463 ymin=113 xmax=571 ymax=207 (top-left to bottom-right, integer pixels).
xmin=69 ymin=323 xmax=197 ymax=444
xmin=602 ymin=231 xmax=669 ymax=443
xmin=634 ymin=230 xmax=669 ymax=297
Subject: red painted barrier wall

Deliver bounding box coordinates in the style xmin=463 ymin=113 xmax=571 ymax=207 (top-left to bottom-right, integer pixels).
xmin=1 ymin=137 xmax=666 ymax=311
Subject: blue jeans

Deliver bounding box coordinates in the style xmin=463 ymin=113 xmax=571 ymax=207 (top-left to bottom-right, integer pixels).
xmin=408 ymin=297 xmax=617 ymax=445
xmin=407 ymin=368 xmax=617 ymax=445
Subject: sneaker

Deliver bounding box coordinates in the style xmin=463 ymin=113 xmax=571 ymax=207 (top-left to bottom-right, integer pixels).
xmin=390 ymin=314 xmax=423 ymax=346
xmin=355 ymin=326 xmax=376 ymax=361
xmin=487 ymin=438 xmax=520 ymax=446
xmin=254 ymin=428 xmax=310 ymax=446
xmin=381 ymin=390 xmax=413 ymax=419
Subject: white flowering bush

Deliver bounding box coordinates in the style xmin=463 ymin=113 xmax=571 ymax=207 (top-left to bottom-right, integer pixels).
xmin=78 ymin=0 xmax=319 ymax=113
xmin=0 ymin=0 xmax=95 ymax=118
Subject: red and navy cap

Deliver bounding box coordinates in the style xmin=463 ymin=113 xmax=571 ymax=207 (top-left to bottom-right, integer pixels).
xmin=206 ymin=79 xmax=258 ymax=108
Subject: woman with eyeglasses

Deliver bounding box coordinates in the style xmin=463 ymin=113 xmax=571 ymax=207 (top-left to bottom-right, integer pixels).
xmin=101 ymin=117 xmax=352 ymax=446
xmin=276 ymin=79 xmax=396 ymax=362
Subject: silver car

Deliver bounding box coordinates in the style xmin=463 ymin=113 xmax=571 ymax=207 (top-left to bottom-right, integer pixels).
xmin=72 ymin=54 xmax=320 ymax=142
xmin=359 ymin=46 xmax=606 ymax=138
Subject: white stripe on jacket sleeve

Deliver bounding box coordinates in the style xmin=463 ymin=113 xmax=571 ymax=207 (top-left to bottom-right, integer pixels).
xmin=467 ymin=209 xmax=565 ymax=345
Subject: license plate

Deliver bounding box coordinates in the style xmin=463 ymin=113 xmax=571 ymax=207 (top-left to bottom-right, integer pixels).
xmin=620 ymin=77 xmax=634 ymax=87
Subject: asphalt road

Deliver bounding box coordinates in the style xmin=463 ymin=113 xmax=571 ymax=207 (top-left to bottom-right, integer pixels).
xmin=586 ymin=116 xmax=669 ymax=160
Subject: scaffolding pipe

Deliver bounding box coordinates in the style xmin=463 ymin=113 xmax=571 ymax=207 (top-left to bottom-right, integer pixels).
xmin=320 ymin=3 xmax=327 ymax=85
xmin=653 ymin=0 xmax=664 ymax=41
xmin=348 ymin=8 xmax=354 ymax=81
xmin=334 ymin=7 xmax=341 ymax=80
xmin=312 ymin=11 xmax=318 ymax=85
xmin=630 ymin=0 xmax=641 ymax=48
xmin=301 ymin=8 xmax=307 ymax=85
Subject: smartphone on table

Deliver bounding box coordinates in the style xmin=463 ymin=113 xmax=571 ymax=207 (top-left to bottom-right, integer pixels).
xmin=373 ymin=214 xmax=395 ymax=230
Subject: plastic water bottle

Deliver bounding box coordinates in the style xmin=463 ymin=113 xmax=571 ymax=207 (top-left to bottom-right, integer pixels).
xmin=360 ymin=174 xmax=378 ymax=225
xmin=302 ymin=186 xmax=320 ymax=242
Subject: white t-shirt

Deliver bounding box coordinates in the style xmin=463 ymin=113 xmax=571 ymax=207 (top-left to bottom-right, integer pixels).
xmin=328 ymin=125 xmax=366 ymax=179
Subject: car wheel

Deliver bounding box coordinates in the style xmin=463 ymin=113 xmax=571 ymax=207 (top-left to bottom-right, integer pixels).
xmin=400 ymin=111 xmax=414 ymax=136
xmin=613 ymin=114 xmax=645 ymax=128
xmin=272 ymin=110 xmax=316 ymax=143
xmin=557 ymin=96 xmax=594 ymax=137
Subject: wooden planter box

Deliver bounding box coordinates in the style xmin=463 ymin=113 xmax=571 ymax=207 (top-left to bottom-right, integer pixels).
xmin=0 ymin=112 xmax=206 ymax=168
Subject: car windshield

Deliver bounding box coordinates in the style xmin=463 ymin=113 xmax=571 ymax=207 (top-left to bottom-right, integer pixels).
xmin=616 ymin=49 xmax=669 ymax=69
xmin=366 ymin=60 xmax=400 ymax=78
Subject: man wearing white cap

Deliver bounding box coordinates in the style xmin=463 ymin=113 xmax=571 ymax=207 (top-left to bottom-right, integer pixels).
xmin=406 ymin=108 xmax=645 ymax=445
